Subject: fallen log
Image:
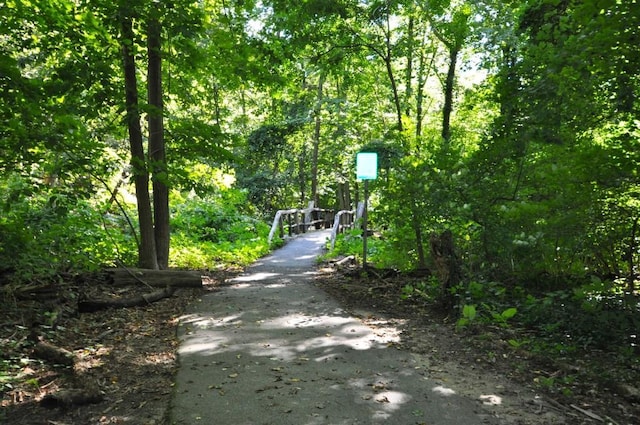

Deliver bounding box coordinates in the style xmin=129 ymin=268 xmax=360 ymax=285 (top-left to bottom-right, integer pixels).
xmin=41 ymin=388 xmax=103 ymax=408
xmin=33 ymin=338 xmax=75 ymax=367
xmin=105 ymin=268 xmax=204 ymax=288
xmin=78 ymin=287 xmax=176 ymax=313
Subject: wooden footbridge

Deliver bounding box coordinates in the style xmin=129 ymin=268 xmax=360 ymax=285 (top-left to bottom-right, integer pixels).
xmin=267 ymin=201 xmax=364 ymax=249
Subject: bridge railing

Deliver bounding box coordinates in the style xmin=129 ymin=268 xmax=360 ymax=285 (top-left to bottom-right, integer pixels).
xmin=268 ymin=201 xmax=365 ymax=247
xmin=267 ymin=203 xmax=335 ymax=243
xmin=329 ymin=201 xmax=365 ymax=249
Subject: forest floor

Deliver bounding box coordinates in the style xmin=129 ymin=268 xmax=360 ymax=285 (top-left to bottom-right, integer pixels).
xmin=1 ymin=264 xmax=639 ymax=424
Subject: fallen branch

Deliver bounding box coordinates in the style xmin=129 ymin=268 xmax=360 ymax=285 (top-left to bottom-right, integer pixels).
xmin=33 ymin=338 xmax=75 ymax=367
xmin=41 ymin=388 xmax=103 ymax=408
xmin=333 ymin=256 xmax=355 ymax=268
xmin=569 ymin=404 xmax=604 ymax=422
xmin=114 ymin=262 xmax=154 ymax=289
xmin=78 ymin=287 xmax=176 ymax=313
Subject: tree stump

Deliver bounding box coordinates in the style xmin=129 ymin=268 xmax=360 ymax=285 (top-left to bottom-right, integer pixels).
xmin=429 ymin=230 xmax=462 ymax=310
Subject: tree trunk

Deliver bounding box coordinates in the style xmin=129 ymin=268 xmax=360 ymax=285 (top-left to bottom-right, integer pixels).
xmin=442 ymin=46 xmax=458 ymax=145
xmin=311 ymin=72 xmax=325 ymax=207
xmin=299 ymin=142 xmax=307 ymax=204
xmin=336 ymin=181 xmax=352 ymax=211
xmin=33 ymin=338 xmax=75 ymax=367
xmin=627 ymin=216 xmax=638 ymax=293
xmin=148 ymin=11 xmax=170 ymax=269
xmin=415 ymin=49 xmax=435 ymax=140
xmin=429 ymin=230 xmax=461 ymax=310
xmin=382 ymin=12 xmax=403 ymax=132
xmin=404 ymin=14 xmax=414 ymax=117
xmin=384 ymin=52 xmax=403 ymax=132
xmin=120 ymin=9 xmax=158 ymax=270
xmin=41 ymin=389 xmax=103 ymax=408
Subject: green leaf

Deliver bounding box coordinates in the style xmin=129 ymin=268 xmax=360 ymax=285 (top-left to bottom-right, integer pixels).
xmin=501 ymin=307 xmax=517 ymax=320
xmin=462 ymin=304 xmax=477 ymax=321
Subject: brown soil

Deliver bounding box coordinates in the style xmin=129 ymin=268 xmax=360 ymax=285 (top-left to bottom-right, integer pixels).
xmin=1 ymin=265 xmax=638 ymax=425
xmin=315 ymin=264 xmax=640 ymax=425
xmin=0 ymin=270 xmax=227 ymax=425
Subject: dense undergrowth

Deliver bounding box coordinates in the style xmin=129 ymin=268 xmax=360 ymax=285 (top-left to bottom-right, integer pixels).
xmin=0 ymin=184 xmax=272 ymax=286
xmin=326 ymin=229 xmax=640 ymax=370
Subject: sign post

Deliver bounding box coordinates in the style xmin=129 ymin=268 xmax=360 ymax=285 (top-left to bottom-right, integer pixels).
xmin=356 ymin=152 xmax=378 ymax=269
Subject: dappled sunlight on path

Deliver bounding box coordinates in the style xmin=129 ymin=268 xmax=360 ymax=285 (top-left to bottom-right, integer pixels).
xmin=170 ymin=232 xmax=498 ymax=425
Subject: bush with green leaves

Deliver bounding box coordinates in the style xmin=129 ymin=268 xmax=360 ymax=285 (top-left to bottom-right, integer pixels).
xmin=0 ymin=177 xmax=136 ymax=284
xmin=518 ymin=284 xmax=639 ymax=353
xmin=169 ymin=190 xmax=271 ymax=269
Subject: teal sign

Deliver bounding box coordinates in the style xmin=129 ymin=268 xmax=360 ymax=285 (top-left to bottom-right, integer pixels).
xmin=356 ymin=152 xmax=378 ymax=180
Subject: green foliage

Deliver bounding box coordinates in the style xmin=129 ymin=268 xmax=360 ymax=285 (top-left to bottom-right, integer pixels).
xmin=236 ymin=122 xmax=306 ymax=216
xmin=327 ymin=228 xmax=365 ymax=258
xmin=170 ymin=190 xmax=271 ymax=268
xmin=519 ymin=285 xmax=639 ymax=353
xmin=456 ymin=304 xmax=478 ymax=329
xmin=456 ymin=294 xmax=518 ymax=329
xmin=487 ymin=305 xmax=517 ymax=327
xmin=0 ymin=175 xmax=136 ymax=283
xmin=400 ymin=278 xmax=440 ymax=302
xmin=0 ymin=0 xmax=638 ymax=367
xmin=321 ymin=228 xmax=374 ymax=266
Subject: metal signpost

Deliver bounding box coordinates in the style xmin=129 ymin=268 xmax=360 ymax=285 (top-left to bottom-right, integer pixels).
xmin=356 ymin=152 xmax=378 ymax=269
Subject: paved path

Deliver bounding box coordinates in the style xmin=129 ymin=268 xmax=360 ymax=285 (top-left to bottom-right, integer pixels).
xmin=170 ymin=230 xmax=497 ymax=424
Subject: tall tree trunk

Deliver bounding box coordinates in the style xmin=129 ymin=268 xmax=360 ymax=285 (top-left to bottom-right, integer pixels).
xmin=404 ymin=15 xmax=414 ymax=117
xmin=299 ymin=142 xmax=307 ymax=204
xmin=120 ymin=9 xmax=158 ymax=270
xmin=147 ymin=11 xmax=169 ymax=269
xmin=415 ymin=48 xmax=435 ymax=140
xmin=384 ymin=52 xmax=403 ymax=133
xmin=442 ymin=45 xmax=458 ymax=145
xmin=311 ymin=72 xmax=326 ymax=207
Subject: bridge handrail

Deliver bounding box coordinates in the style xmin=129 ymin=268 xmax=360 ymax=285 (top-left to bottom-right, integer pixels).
xmin=329 ymin=201 xmax=365 ymax=250
xmin=330 ymin=210 xmax=354 ymax=250
xmin=268 ymin=201 xmax=365 ymax=247
xmin=267 ymin=204 xmax=335 ymax=244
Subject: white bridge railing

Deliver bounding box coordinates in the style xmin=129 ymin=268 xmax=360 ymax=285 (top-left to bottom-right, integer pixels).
xmin=267 ymin=202 xmax=334 ymax=243
xmin=268 ymin=201 xmax=364 ymax=249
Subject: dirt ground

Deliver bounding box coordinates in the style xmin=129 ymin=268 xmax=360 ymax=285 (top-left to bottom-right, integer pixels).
xmin=0 ymin=271 xmax=222 ymax=425
xmin=315 ymin=264 xmax=640 ymax=425
xmin=1 ymin=265 xmax=638 ymax=424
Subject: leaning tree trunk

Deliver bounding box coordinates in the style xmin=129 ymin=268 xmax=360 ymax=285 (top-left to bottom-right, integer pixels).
xmin=430 ymin=230 xmax=462 ymax=310
xmin=148 ymin=11 xmax=170 ymax=269
xmin=120 ymin=9 xmax=158 ymax=270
